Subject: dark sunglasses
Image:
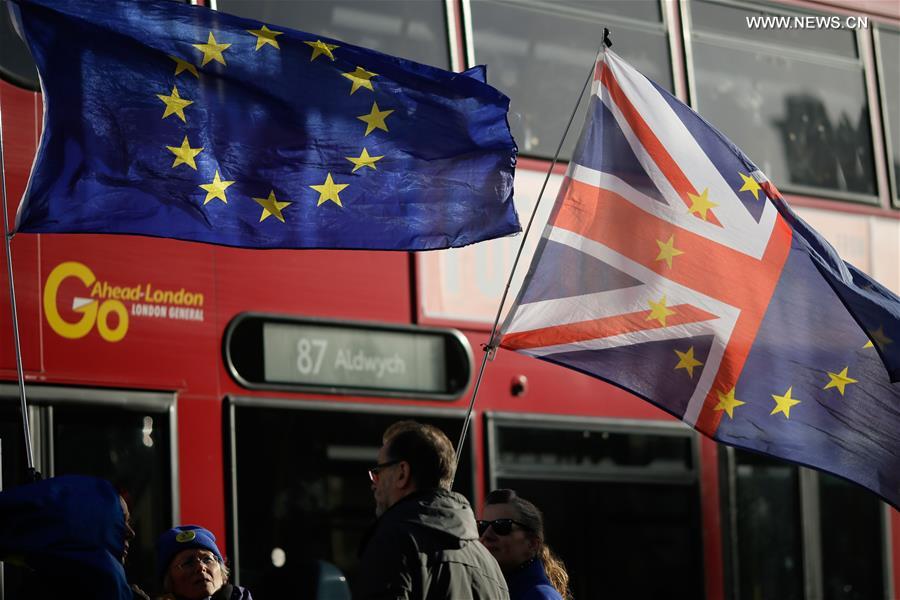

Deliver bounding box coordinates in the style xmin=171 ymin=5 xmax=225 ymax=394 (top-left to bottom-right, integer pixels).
xmin=367 ymin=459 xmax=402 ymax=483
xmin=476 ymin=518 xmax=531 ymax=536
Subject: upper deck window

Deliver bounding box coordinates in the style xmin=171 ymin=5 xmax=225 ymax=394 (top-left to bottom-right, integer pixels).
xmin=688 ymin=0 xmax=877 ymax=202
xmin=469 ymin=0 xmax=672 ymax=161
xmin=875 ymin=26 xmax=900 ymax=206
xmin=0 ymin=3 xmax=39 ymax=90
xmin=216 ymin=0 xmax=450 ymax=69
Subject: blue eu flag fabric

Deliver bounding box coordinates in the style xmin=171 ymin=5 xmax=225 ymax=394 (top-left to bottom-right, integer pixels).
xmin=10 ymin=0 xmax=520 ymax=250
xmin=0 ymin=475 xmax=131 ymax=600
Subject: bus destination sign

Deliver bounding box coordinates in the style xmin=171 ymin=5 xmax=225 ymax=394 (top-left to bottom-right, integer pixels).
xmin=225 ymin=314 xmax=473 ymax=399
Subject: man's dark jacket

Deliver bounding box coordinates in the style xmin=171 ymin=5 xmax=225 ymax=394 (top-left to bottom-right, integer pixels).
xmin=354 ymin=489 xmax=509 ymax=600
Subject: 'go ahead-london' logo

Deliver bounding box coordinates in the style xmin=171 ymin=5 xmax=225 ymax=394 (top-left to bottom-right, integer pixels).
xmin=43 ymin=261 xmax=205 ymax=343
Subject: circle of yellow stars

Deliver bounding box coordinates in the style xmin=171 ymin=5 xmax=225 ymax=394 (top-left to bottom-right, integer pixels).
xmin=156 ymin=25 xmax=394 ymax=226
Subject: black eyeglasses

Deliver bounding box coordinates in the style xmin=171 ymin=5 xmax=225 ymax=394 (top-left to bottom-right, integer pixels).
xmin=367 ymin=459 xmax=402 ymax=482
xmin=476 ymin=518 xmax=531 ymax=536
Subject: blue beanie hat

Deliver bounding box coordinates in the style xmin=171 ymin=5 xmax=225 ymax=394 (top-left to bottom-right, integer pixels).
xmin=156 ymin=525 xmax=223 ymax=580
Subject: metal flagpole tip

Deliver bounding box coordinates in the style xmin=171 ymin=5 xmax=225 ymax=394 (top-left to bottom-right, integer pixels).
xmin=603 ymin=28 xmax=612 ymax=48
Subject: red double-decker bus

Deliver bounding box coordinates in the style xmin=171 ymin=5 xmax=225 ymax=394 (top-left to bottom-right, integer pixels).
xmin=1 ymin=1 xmax=898 ymax=598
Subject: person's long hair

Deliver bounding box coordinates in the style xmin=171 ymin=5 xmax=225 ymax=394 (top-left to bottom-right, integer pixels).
xmin=484 ymin=489 xmax=573 ymax=600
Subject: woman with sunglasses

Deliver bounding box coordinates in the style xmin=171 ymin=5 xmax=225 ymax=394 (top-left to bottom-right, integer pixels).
xmin=478 ymin=489 xmax=572 ymax=600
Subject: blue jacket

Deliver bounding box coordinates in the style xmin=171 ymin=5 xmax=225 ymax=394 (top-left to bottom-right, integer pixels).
xmin=0 ymin=475 xmax=131 ymax=600
xmin=506 ymin=558 xmax=563 ymax=600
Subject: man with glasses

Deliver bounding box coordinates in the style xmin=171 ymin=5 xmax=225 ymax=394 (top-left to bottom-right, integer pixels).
xmin=354 ymin=420 xmax=509 ymax=599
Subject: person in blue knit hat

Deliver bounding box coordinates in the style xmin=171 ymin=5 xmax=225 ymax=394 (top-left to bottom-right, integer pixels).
xmin=155 ymin=525 xmax=252 ymax=600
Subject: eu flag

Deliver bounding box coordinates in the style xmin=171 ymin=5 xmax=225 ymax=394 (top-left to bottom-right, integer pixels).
xmin=10 ymin=0 xmax=520 ymax=250
xmin=0 ymin=475 xmax=131 ymax=599
xmin=500 ymin=49 xmax=900 ymax=507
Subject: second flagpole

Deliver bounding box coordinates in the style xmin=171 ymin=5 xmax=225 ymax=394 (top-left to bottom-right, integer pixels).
xmin=0 ymin=91 xmax=38 ymax=482
xmin=450 ymin=33 xmax=612 ymax=488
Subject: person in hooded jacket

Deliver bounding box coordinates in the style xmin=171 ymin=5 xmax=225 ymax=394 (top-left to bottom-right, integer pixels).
xmin=0 ymin=474 xmax=135 ymax=600
xmin=479 ymin=489 xmax=572 ymax=600
xmin=353 ymin=420 xmax=509 ymax=600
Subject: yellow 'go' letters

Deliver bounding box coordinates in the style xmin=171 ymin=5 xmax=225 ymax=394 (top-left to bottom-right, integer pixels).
xmin=43 ymin=261 xmax=128 ymax=342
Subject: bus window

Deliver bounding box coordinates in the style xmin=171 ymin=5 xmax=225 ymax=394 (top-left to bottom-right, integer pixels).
xmin=52 ymin=403 xmax=174 ymax=593
xmin=689 ymin=0 xmax=876 ymax=201
xmin=0 ymin=401 xmax=28 ymax=492
xmin=216 ymin=0 xmax=450 ymax=70
xmin=487 ymin=416 xmax=703 ymax=599
xmin=875 ymin=27 xmax=900 ymax=205
xmin=0 ymin=399 xmax=37 ymax=596
xmin=469 ymin=0 xmax=672 ymax=161
xmin=229 ymin=401 xmax=474 ymax=594
xmin=819 ymin=473 xmax=885 ymax=599
xmin=730 ymin=450 xmax=804 ymax=600
xmin=0 ymin=3 xmax=39 ymax=90
xmin=721 ymin=448 xmax=886 ymax=600
xmin=0 ymin=390 xmax=175 ymax=597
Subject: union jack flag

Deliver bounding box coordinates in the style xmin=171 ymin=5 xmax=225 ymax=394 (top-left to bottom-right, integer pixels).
xmin=500 ymin=49 xmax=900 ymax=508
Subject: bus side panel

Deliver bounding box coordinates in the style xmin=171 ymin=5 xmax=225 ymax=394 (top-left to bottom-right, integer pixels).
xmin=178 ymin=393 xmax=225 ymax=543
xmin=37 ymin=236 xmax=219 ymax=392
xmin=212 ymin=247 xmax=413 ymax=327
xmin=0 ymin=82 xmax=41 ymax=375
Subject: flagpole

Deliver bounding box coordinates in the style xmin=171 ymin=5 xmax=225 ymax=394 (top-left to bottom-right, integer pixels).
xmin=0 ymin=95 xmax=37 ymax=480
xmin=451 ymin=32 xmax=612 ymax=486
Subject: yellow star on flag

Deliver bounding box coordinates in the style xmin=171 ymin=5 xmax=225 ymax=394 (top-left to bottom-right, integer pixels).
xmin=248 ymin=25 xmax=283 ymax=50
xmin=166 ymin=136 xmax=203 ymax=170
xmin=304 ymin=40 xmax=339 ymax=61
xmin=688 ymin=188 xmax=718 ymax=221
xmin=310 ymin=173 xmax=349 ymax=207
xmin=771 ymin=386 xmax=801 ymax=418
xmin=714 ymin=388 xmax=745 ymax=419
xmin=824 ymin=367 xmax=858 ymax=396
xmin=156 ymin=86 xmax=194 ymax=122
xmin=345 ymin=148 xmax=384 ymax=172
xmin=738 ymin=172 xmax=762 ymax=200
xmin=199 ymin=170 xmax=234 ymax=205
xmin=646 ymin=295 xmax=676 ymax=327
xmin=358 ymin=102 xmax=394 ymax=136
xmin=674 ymin=347 xmax=703 ymax=378
xmin=655 ymin=235 xmax=684 ymax=269
xmin=253 ymin=190 xmax=292 ymax=223
xmin=193 ymin=32 xmax=231 ymax=66
xmin=865 ymin=325 xmax=893 ymax=350
xmin=168 ymin=55 xmax=199 ymax=78
xmin=343 ymin=66 xmax=377 ymax=94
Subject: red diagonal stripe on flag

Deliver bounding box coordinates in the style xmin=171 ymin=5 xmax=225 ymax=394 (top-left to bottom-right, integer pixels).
xmin=502 ymin=304 xmax=718 ymax=351
xmin=549 ymin=176 xmax=792 ymax=434
xmin=552 ymin=178 xmax=789 ymax=309
xmin=599 ymin=63 xmax=723 ymax=227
